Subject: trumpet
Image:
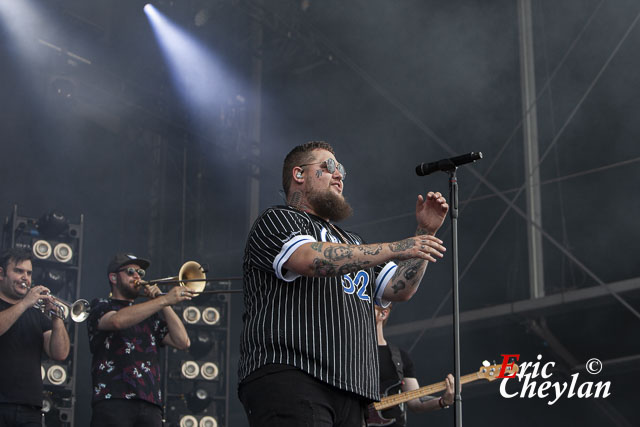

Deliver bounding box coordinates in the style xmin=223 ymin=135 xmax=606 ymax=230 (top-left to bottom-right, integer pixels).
xmin=28 ymin=285 xmax=90 ymax=322
xmin=136 ymin=261 xmax=242 ymax=296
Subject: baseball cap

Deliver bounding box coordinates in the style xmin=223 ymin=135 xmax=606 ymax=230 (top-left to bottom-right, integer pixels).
xmin=107 ymin=253 xmax=151 ymax=275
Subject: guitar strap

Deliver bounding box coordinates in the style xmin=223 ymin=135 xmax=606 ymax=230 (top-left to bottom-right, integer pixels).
xmin=387 ymin=343 xmax=407 ymax=425
xmin=388 ymin=343 xmax=404 ymax=383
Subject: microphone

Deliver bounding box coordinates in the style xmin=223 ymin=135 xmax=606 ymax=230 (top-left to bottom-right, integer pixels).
xmin=416 ymin=152 xmax=483 ymax=176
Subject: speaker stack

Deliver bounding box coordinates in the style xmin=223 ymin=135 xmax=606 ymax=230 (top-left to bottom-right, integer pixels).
xmin=164 ymin=290 xmax=230 ymax=427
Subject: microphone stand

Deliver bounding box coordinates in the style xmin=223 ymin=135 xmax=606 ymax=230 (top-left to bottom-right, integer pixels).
xmin=448 ymin=167 xmax=463 ymax=427
xmin=417 ymin=153 xmax=481 ymax=427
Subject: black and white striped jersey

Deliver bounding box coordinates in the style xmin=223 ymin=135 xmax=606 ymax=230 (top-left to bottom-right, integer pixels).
xmin=238 ymin=205 xmax=397 ymax=401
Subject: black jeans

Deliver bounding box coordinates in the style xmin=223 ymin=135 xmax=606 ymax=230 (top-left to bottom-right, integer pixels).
xmin=239 ymin=367 xmax=367 ymax=427
xmin=90 ymin=399 xmax=162 ymax=427
xmin=0 ymin=403 xmax=42 ymax=427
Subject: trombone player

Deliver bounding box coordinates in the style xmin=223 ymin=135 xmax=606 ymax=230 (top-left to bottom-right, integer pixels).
xmin=0 ymin=248 xmax=70 ymax=426
xmin=87 ymin=253 xmax=193 ymax=427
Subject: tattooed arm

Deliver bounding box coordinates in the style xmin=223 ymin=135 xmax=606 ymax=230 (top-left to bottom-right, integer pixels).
xmin=283 ymin=234 xmax=445 ymax=285
xmin=382 ymin=191 xmax=450 ymax=300
xmin=384 ymin=227 xmax=443 ymax=301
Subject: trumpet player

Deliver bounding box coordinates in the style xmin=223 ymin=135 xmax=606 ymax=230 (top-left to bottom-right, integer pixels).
xmin=0 ymin=248 xmax=70 ymax=426
xmin=87 ymin=253 xmax=193 ymax=427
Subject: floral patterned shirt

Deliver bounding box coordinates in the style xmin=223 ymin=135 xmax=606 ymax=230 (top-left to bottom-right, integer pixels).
xmin=88 ymin=298 xmax=169 ymax=407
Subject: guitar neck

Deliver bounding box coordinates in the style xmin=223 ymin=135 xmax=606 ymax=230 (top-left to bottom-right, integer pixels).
xmin=373 ymin=372 xmax=479 ymax=411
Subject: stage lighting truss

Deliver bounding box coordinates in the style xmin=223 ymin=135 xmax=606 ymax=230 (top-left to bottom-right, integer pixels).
xmin=183 ymin=306 xmax=201 ymax=324
xmin=32 ymin=240 xmax=74 ymax=264
xmin=181 ymin=361 xmax=200 ymax=379
xmin=200 ymin=362 xmax=218 ymax=381
xmin=182 ymin=306 xmax=221 ymax=326
xmin=53 ymin=242 xmax=73 ymax=263
xmin=179 ymin=415 xmax=198 ymax=427
xmin=33 ymin=240 xmax=52 ymax=259
xmin=178 ymin=415 xmax=218 ymax=427
xmin=180 ymin=361 xmax=219 ymax=381
xmin=199 ymin=416 xmax=218 ymax=427
xmin=201 ymin=307 xmax=220 ymax=325
xmin=46 ymin=364 xmax=67 ymax=386
xmin=42 ymin=395 xmax=53 ymax=414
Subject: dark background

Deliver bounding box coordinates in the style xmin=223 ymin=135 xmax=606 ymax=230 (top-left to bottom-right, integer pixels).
xmin=1 ymin=0 xmax=639 ymax=425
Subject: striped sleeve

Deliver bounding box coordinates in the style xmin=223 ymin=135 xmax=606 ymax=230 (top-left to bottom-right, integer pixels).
xmin=373 ymin=262 xmax=397 ymax=307
xmin=247 ymin=208 xmax=316 ymax=280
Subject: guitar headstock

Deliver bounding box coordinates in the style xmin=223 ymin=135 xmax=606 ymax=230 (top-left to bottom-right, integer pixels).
xmin=476 ymin=361 xmax=519 ymax=382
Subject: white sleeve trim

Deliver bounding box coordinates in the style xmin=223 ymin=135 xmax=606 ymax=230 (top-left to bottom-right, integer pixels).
xmin=374 ymin=262 xmax=397 ymax=307
xmin=273 ymin=234 xmax=317 ymax=282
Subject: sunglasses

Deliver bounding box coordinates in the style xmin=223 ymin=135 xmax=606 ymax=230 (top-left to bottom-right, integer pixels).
xmin=118 ymin=267 xmax=146 ymax=278
xmin=299 ymin=158 xmax=347 ymax=180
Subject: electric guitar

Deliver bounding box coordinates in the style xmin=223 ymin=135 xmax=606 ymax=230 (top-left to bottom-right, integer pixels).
xmin=366 ymin=362 xmax=518 ymax=426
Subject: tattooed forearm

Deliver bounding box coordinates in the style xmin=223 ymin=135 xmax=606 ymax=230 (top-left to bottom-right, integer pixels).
xmin=398 ymin=259 xmax=424 ymax=281
xmin=389 ymin=259 xmax=427 ymax=295
xmin=337 ymin=260 xmax=373 ymax=275
xmin=310 ymin=242 xmax=324 ymax=252
xmin=357 ymin=244 xmax=383 ymax=256
xmin=323 ymin=246 xmax=354 ymax=261
xmin=311 ymin=258 xmax=338 ymax=276
xmin=389 ymin=239 xmax=415 ymax=252
xmin=391 ymin=279 xmax=406 ymax=294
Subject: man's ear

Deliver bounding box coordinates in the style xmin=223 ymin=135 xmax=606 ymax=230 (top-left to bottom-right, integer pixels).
xmin=293 ymin=167 xmax=304 ymax=183
xmin=109 ymin=274 xmax=116 ymax=284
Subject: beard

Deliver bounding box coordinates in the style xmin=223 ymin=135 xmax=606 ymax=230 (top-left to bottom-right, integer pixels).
xmin=115 ymin=278 xmax=139 ymax=300
xmin=307 ymin=187 xmax=353 ymax=222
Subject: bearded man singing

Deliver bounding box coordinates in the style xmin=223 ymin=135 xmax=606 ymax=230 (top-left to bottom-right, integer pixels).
xmin=238 ymin=141 xmax=449 ymax=427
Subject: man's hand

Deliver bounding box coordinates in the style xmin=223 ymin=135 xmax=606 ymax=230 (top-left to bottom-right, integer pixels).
xmin=443 ymin=373 xmax=455 ymax=406
xmin=416 ymin=191 xmax=449 ymax=235
xmin=161 ymin=286 xmax=195 ymax=306
xmin=143 ymin=284 xmax=163 ymax=299
xmin=388 ymin=235 xmax=446 ymax=263
xmin=22 ymin=285 xmax=53 ymax=309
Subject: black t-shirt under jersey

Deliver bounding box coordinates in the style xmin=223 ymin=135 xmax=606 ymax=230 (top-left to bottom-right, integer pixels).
xmin=377 ymin=344 xmax=416 ymax=427
xmin=0 ymin=298 xmax=52 ymax=407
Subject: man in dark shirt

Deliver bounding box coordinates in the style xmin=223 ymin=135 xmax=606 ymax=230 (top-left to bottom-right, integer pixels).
xmin=371 ymin=304 xmax=454 ymax=426
xmin=0 ymin=248 xmax=70 ymax=427
xmin=87 ymin=253 xmax=193 ymax=427
xmin=239 ymin=141 xmax=449 ymax=426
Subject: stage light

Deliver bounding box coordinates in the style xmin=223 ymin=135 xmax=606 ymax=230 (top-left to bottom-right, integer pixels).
xmin=47 ymin=364 xmax=67 ymax=386
xmin=186 ymin=387 xmax=211 ymax=413
xmin=181 ymin=361 xmax=199 ymax=379
xmin=201 ymin=307 xmax=220 ymax=325
xmin=199 ymin=416 xmax=217 ymax=427
xmin=144 ymin=4 xmax=238 ymax=134
xmin=41 ymin=365 xmax=45 ymax=381
xmin=53 ymin=243 xmax=73 ymax=263
xmin=200 ymin=362 xmax=218 ymax=380
xmin=183 ymin=306 xmax=201 ymax=324
xmin=39 ymin=269 xmax=66 ymax=293
xmin=189 ymin=331 xmax=212 ymax=360
xmin=33 ymin=240 xmax=52 ymax=260
xmin=36 ymin=210 xmax=69 ymax=238
xmin=194 ymin=8 xmax=210 ymax=27
xmin=42 ymin=396 xmax=53 ymax=413
xmin=179 ymin=415 xmax=198 ymax=427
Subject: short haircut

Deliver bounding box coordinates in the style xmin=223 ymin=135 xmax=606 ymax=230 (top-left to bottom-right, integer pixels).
xmin=0 ymin=247 xmax=32 ymax=273
xmin=282 ymin=141 xmax=336 ymax=197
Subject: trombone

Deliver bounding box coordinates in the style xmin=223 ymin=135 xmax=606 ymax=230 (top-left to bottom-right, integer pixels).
xmin=136 ymin=261 xmax=242 ymax=295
